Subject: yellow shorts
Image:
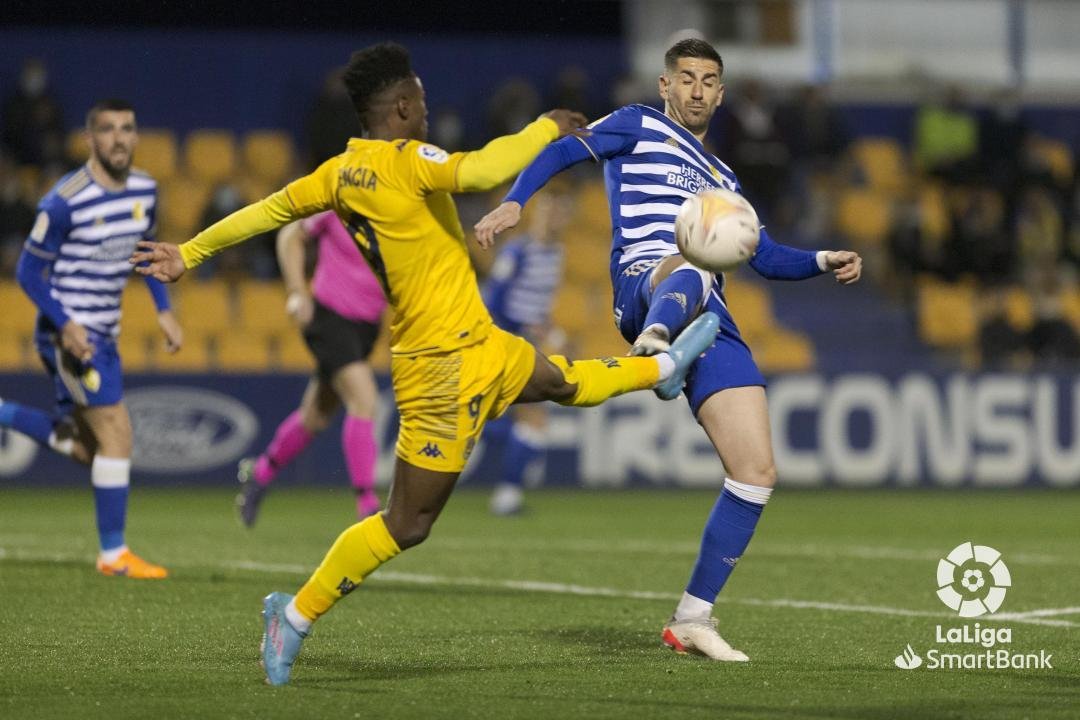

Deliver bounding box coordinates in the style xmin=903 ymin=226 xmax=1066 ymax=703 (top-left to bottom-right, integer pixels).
xmin=392 ymin=327 xmax=536 ymax=472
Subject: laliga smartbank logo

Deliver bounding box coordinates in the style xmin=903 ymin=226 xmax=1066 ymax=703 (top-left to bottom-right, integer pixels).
xmin=893 ymin=542 xmax=1053 ymax=671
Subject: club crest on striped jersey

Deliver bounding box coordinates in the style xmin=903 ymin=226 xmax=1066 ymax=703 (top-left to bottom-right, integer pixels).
xmin=133 ymin=202 xmax=145 ymax=221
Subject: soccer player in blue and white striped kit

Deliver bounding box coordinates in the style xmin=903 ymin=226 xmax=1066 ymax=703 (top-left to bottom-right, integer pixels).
xmin=0 ymin=99 xmax=182 ymax=578
xmin=477 ymin=39 xmax=862 ymax=661
xmin=481 ymin=185 xmax=572 ymax=515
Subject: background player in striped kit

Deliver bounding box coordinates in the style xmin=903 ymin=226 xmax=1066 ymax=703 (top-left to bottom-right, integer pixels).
xmin=235 ymin=209 xmax=387 ymax=526
xmin=0 ymin=99 xmax=181 ymax=578
xmin=476 ymin=39 xmax=862 ymax=660
xmin=481 ymin=183 xmax=572 ymax=515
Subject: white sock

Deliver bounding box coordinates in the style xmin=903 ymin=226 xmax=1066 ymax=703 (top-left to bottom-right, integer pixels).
xmin=654 ymin=353 xmax=675 ymax=382
xmin=99 ymin=545 xmax=128 ymax=564
xmin=674 ymin=591 xmax=714 ymax=622
xmin=724 ymin=477 xmax=773 ymax=505
xmin=285 ymin=598 xmax=313 ymax=634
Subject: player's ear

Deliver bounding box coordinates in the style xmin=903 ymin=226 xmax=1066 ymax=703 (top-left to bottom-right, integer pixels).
xmin=658 ymin=73 xmax=670 ymax=101
xmin=396 ymin=95 xmax=410 ymax=122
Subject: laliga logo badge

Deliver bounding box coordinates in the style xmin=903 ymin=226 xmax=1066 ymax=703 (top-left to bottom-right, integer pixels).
xmin=81 ymin=367 xmax=102 ymax=393
xmin=936 ymin=542 xmax=1011 ymax=617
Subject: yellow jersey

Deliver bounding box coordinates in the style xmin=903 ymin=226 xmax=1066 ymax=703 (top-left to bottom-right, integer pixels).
xmin=179 ymin=117 xmax=559 ymax=356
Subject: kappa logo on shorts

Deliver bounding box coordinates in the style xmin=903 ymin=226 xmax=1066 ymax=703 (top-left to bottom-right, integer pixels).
xmin=417 ymin=442 xmax=446 ymax=459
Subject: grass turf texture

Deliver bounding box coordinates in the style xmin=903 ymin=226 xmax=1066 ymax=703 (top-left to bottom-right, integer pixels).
xmin=0 ymin=487 xmax=1077 ymax=720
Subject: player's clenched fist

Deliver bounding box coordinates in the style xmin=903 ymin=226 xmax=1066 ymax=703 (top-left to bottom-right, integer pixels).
xmin=542 ymin=109 xmax=589 ymax=138
xmin=129 ymin=240 xmax=187 ymax=283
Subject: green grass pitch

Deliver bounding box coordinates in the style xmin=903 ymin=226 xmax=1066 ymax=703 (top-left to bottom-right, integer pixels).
xmin=1 ymin=487 xmax=1077 ymax=719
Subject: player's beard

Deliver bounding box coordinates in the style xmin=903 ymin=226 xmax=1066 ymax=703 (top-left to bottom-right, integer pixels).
xmin=94 ymin=143 xmax=132 ymax=182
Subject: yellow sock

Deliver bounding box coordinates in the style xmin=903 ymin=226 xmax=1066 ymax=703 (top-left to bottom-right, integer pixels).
xmin=293 ymin=513 xmax=401 ymax=623
xmin=549 ymin=355 xmax=659 ymax=408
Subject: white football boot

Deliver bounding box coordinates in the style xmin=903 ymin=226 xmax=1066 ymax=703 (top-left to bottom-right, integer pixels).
xmin=661 ymin=616 xmax=750 ymax=662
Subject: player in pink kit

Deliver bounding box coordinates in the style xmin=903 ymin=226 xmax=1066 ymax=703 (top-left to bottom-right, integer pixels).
xmin=236 ymin=210 xmax=387 ymax=526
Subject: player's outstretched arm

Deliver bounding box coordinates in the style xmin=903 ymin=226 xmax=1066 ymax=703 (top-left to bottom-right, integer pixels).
xmin=455 ymin=109 xmax=587 ymax=194
xmin=132 ymin=161 xmax=337 ymax=278
xmin=474 ymin=117 xmax=595 ymax=249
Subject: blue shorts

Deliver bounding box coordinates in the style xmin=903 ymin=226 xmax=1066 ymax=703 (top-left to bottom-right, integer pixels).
xmin=612 ymin=259 xmax=766 ymax=415
xmin=34 ymin=322 xmax=124 ymax=414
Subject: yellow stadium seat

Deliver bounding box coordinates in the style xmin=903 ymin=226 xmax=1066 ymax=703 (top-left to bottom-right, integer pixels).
xmin=215 ymin=330 xmax=274 ymax=371
xmin=836 ymin=189 xmax=893 ymax=247
xmin=242 ymin=131 xmax=295 ymax=186
xmin=158 ymin=178 xmax=212 ymax=240
xmin=917 ymin=275 xmax=977 ymax=348
xmin=133 ymin=129 xmax=179 ymax=182
xmin=277 ymin=331 xmax=313 ymax=372
xmin=753 ymin=328 xmax=816 ymax=373
xmin=153 ymin=329 xmax=212 ymax=372
xmin=919 ymin=183 xmax=950 ymax=242
xmin=550 ymin=284 xmax=592 ymax=334
xmin=184 ymin=130 xmax=237 ymax=185
xmin=118 ymin=331 xmax=152 ymax=371
xmin=176 ymin=280 xmax=234 ymax=333
xmin=563 ymin=233 xmax=612 ymax=285
xmin=1004 ymin=287 xmax=1034 ymax=331
xmin=66 ymin=129 xmax=89 ymax=163
xmin=1029 ymin=136 xmax=1074 ymax=187
xmin=0 ymin=281 xmax=37 ymax=335
xmin=235 ymin=281 xmax=290 ymax=334
xmin=236 ymin=174 xmax=276 ymax=205
xmin=119 ymin=284 xmax=171 ymax=335
xmin=724 ymin=279 xmax=773 ymax=338
xmin=1061 ymin=289 xmax=1080 ymax=331
xmin=850 ymin=137 xmax=907 ymax=194
xmin=15 ymin=165 xmax=41 ymax=204
xmin=0 ymin=331 xmax=29 ymax=369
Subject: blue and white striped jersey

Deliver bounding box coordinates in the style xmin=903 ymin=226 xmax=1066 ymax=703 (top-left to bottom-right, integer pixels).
xmin=574 ymin=104 xmax=738 ymax=277
xmin=23 ymin=165 xmax=158 ymax=337
xmin=482 ymin=235 xmax=563 ymax=335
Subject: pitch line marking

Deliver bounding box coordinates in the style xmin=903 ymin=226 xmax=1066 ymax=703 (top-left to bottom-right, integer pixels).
xmin=1 ymin=547 xmax=1075 ymax=628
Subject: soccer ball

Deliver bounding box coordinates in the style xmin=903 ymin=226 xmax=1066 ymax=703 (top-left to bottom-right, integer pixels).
xmin=674 ymin=188 xmax=760 ymax=272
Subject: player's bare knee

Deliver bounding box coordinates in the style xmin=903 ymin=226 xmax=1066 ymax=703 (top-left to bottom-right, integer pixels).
xmin=735 ymin=462 xmax=777 ymax=489
xmin=388 ymin=518 xmax=433 ymax=550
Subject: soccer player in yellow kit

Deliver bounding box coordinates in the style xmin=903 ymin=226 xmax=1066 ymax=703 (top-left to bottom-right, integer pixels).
xmin=131 ymin=43 xmax=719 ymax=685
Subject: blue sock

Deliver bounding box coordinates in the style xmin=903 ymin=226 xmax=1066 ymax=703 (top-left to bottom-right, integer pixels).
xmin=91 ymin=457 xmax=130 ymax=552
xmin=684 ymin=479 xmax=771 ymax=607
xmin=0 ymin=401 xmax=54 ymax=445
xmin=643 ymin=265 xmax=708 ymax=339
xmin=502 ymin=424 xmax=544 ymax=488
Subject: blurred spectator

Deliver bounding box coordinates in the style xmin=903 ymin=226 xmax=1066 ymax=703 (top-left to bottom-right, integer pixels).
xmin=306 ymin=68 xmax=358 ymax=168
xmin=1016 ymin=186 xmax=1064 ymax=275
xmin=0 ymin=151 xmax=36 ymax=274
xmin=945 ymin=186 xmax=1013 ymax=283
xmin=776 ymin=83 xmax=847 ymax=240
xmin=486 ymin=78 xmax=541 ymax=137
xmin=719 ymin=79 xmax=789 ymax=220
xmin=431 ymin=107 xmax=465 ymax=152
xmin=913 ymin=85 xmax=978 ymax=182
xmin=1 ymin=58 xmax=66 ymax=166
xmin=196 ymin=184 xmax=277 ymax=280
xmin=1027 ymin=266 xmax=1080 ymax=366
xmin=977 ymin=284 xmax=1029 ymax=370
xmin=779 ymin=84 xmax=848 ymax=170
xmin=979 ymin=88 xmax=1026 ymax=203
xmin=546 ymin=66 xmax=593 ymax=118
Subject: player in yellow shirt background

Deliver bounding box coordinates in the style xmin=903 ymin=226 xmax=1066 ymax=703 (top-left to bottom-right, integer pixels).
xmin=130 ymin=42 xmax=719 ymax=685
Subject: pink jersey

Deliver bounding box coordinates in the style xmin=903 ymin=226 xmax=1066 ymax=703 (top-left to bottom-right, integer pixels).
xmin=302 ymin=211 xmax=386 ymax=323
